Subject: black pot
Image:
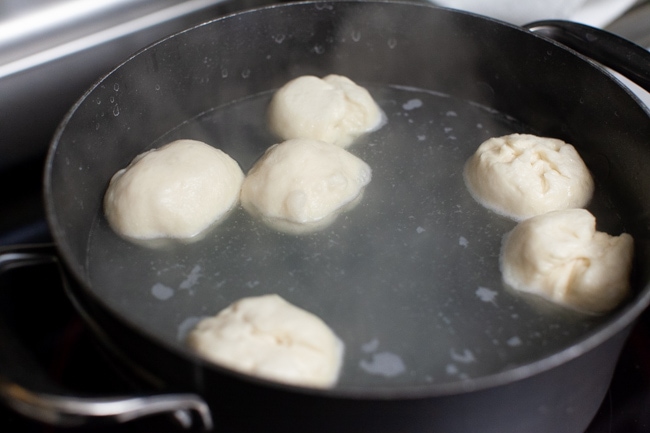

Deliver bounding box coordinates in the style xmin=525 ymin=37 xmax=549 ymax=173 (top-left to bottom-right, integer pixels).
xmin=3 ymin=2 xmax=650 ymax=432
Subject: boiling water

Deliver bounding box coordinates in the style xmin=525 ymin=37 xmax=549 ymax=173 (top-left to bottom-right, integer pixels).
xmin=86 ymin=85 xmax=622 ymax=390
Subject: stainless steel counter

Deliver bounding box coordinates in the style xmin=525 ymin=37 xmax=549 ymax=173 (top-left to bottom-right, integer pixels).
xmin=0 ymin=0 xmax=272 ymax=170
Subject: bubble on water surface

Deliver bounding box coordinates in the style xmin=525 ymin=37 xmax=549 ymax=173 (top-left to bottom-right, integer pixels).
xmin=179 ymin=265 xmax=202 ymax=291
xmin=402 ymin=99 xmax=423 ymax=110
xmin=476 ymin=287 xmax=498 ymax=305
xmin=152 ymin=283 xmax=174 ymax=300
xmin=450 ymin=348 xmax=475 ymax=364
xmin=360 ymin=352 xmax=406 ymax=377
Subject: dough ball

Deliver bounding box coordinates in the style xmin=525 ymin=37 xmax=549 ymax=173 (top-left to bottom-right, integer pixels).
xmin=241 ymin=138 xmax=371 ymax=233
xmin=500 ymin=209 xmax=634 ymax=314
xmin=186 ymin=294 xmax=344 ymax=388
xmin=464 ymin=133 xmax=594 ymax=221
xmin=268 ymin=74 xmax=383 ymax=148
xmin=104 ymin=139 xmax=244 ymax=240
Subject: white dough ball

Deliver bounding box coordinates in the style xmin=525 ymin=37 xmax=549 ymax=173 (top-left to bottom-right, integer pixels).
xmin=501 ymin=209 xmax=634 ymax=314
xmin=241 ymin=138 xmax=371 ymax=232
xmin=464 ymin=134 xmax=594 ymax=220
xmin=104 ymin=139 xmax=244 ymax=240
xmin=186 ymin=294 xmax=344 ymax=388
xmin=268 ymin=74 xmax=383 ymax=148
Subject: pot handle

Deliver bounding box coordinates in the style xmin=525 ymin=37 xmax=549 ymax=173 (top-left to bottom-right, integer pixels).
xmin=524 ymin=20 xmax=650 ymax=93
xmin=0 ymin=244 xmax=213 ymax=430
